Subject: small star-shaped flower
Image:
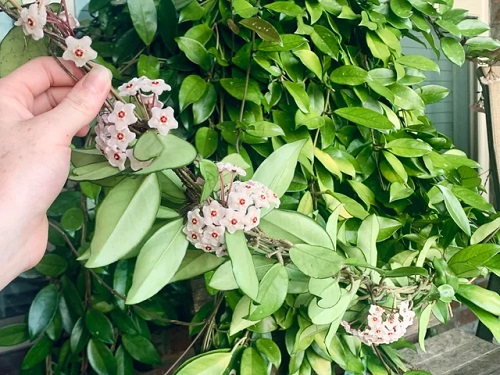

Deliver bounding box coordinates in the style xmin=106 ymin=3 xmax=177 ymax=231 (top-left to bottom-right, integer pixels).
xmin=148 ymin=106 xmax=178 ymax=136
xmin=107 ymin=102 xmax=137 ymax=130
xmin=62 ymin=36 xmax=98 ymax=68
xmin=14 ymin=3 xmax=47 ymax=41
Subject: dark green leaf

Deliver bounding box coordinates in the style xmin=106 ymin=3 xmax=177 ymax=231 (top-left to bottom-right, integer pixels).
xmin=334 ymin=107 xmax=395 ymax=130
xmin=70 ymin=318 xmax=90 ymax=354
xmin=61 ymin=207 xmax=84 ymax=232
xmin=220 ymin=78 xmax=262 ymax=105
xmin=28 ymin=284 xmax=59 ymax=340
xmin=193 ymin=84 xmax=217 ymax=124
xmin=21 ymin=335 xmax=51 ymax=370
xmin=128 ymin=0 xmax=157 ymax=45
xmin=176 ymin=37 xmax=212 ymax=71
xmin=256 ymin=338 xmax=281 ymax=369
xmin=240 ymin=17 xmax=282 ymax=44
xmin=0 ymin=324 xmax=28 ymax=346
xmin=449 ymin=244 xmax=500 ymax=277
xmin=195 ymin=127 xmax=218 ymax=158
xmin=35 ymin=253 xmax=68 ymax=276
xmin=87 ymin=339 xmax=117 ymax=375
xmin=116 ymin=345 xmax=135 ymax=375
xmin=179 ymin=75 xmax=208 ymax=112
xmin=200 ymin=159 xmax=219 ymax=202
xmin=85 ymin=309 xmax=115 ymax=345
xmin=157 ymin=0 xmax=178 ymax=53
xmin=122 ymin=334 xmax=161 ymax=364
xmin=137 ymin=54 xmax=160 ymax=79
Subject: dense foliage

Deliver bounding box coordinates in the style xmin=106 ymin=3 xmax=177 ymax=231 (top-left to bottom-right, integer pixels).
xmin=2 ymin=0 xmax=500 ymax=374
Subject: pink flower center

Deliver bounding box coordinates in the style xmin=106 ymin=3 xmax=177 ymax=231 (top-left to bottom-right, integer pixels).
xmin=74 ymin=48 xmax=84 ymax=58
xmin=260 ymin=195 xmax=266 ymax=200
xmin=192 ymin=218 xmax=198 ymax=225
xmin=239 ymin=199 xmax=246 ymax=205
xmin=126 ymin=83 xmax=133 ymax=89
xmin=118 ymin=110 xmax=126 ymax=119
xmin=205 ymin=245 xmax=212 ymax=251
xmin=160 ymin=115 xmax=168 ymax=124
xmin=231 ymin=219 xmax=238 ymax=225
xmin=152 ymin=81 xmax=159 ymax=86
xmin=211 ymin=233 xmax=218 ymax=238
xmin=117 ymin=132 xmax=125 ymax=141
xmin=113 ymin=153 xmax=120 ymax=161
xmin=27 ymin=18 xmax=34 ymax=27
xmin=252 ymin=217 xmax=258 ymax=223
xmin=210 ymin=210 xmax=217 ymax=217
xmin=191 ymin=233 xmax=198 ymax=240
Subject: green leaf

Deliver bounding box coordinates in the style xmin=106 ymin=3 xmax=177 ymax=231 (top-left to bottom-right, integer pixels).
xmin=169 ymin=251 xmax=226 ymax=283
xmin=127 ymin=219 xmax=188 ymax=304
xmin=86 ymin=175 xmax=161 ymax=268
xmin=87 ymin=339 xmax=117 ymax=375
xmin=176 ymin=350 xmax=232 ymax=375
xmin=253 ymin=139 xmax=306 ymax=199
xmin=384 ymin=267 xmax=428 ymax=278
xmin=385 ymin=138 xmax=432 ymax=157
xmin=293 ymin=50 xmax=322 ymax=79
xmin=220 ymin=77 xmax=262 ymax=105
xmin=441 ymin=37 xmax=465 ymax=66
xmin=448 ymin=244 xmax=500 ymax=277
xmin=248 ymin=264 xmax=288 ymax=320
xmin=457 ymin=283 xmax=500 ymax=316
xmin=357 ymin=214 xmax=378 ymax=267
xmin=28 ymin=284 xmax=59 ymax=340
xmin=209 ymin=261 xmax=238 ymax=290
xmin=245 ymin=121 xmax=285 ymax=138
xmin=85 ymin=309 xmax=115 ymax=345
xmin=416 ymin=85 xmax=450 ymax=104
xmin=457 ymin=19 xmax=490 ymax=36
xmin=471 ymin=217 xmax=500 ymax=245
xmin=388 ymin=83 xmax=425 ymax=110
xmin=199 ymin=159 xmax=219 ymax=202
xmin=176 ymin=36 xmax=212 ymax=71
xmin=128 ymin=0 xmax=157 ymax=45
xmin=122 ymin=334 xmax=161 ymax=365
xmin=458 ymin=298 xmax=500 ymax=342
xmin=283 ymin=81 xmax=310 ymax=113
xmin=70 ymin=318 xmax=90 ymax=354
xmin=240 ymin=17 xmax=282 ymax=44
xmin=241 ymin=347 xmax=267 ymax=375
xmin=390 ymin=0 xmax=413 ymax=18
xmin=137 ymin=54 xmax=160 ymax=79
xmin=157 ymin=0 xmax=177 ymax=52
xmin=134 ymin=133 xmax=197 ymax=174
xmin=437 ymin=185 xmax=471 ymax=236
xmin=61 ymin=207 xmax=84 ymax=232
xmin=35 ymin=253 xmax=68 ymax=276
xmin=115 ymin=345 xmax=135 ymax=375
xmin=179 ymin=75 xmax=208 ymax=111
xmin=260 ymin=209 xmax=333 ymax=248
xmin=330 ymin=66 xmax=369 ymax=86
xmin=0 ymin=27 xmax=48 ymax=77
xmin=334 ymin=107 xmax=395 ymax=130
xmin=195 ymin=127 xmax=218 ymax=158
xmin=226 ymin=231 xmax=259 ymax=301
xmin=396 ymin=55 xmax=440 ymax=72
xmin=418 ymin=304 xmax=433 ymax=352
xmin=230 ymin=296 xmax=258 ymax=335
xmin=310 ymin=25 xmax=340 ymax=59
xmin=70 ymin=161 xmax=120 ymax=181
xmin=193 ymin=84 xmax=217 ymax=124
xmin=114 ymin=260 xmax=134 ymax=310
xmin=21 ymin=335 xmax=51 ymax=370
xmin=0 ymin=324 xmax=28 ymax=346
xmin=290 ymin=244 xmax=344 ymax=278
xmin=264 ymin=2 xmax=303 ymax=17
xmin=452 ymin=186 xmax=494 ymax=212
xmin=233 ymin=0 xmax=259 ymax=18
xmin=256 ymin=338 xmax=282 ymax=369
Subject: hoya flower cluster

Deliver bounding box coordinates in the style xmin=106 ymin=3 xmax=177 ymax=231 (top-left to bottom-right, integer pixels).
xmin=341 ymin=302 xmax=415 ymax=346
xmin=95 ymin=76 xmax=176 ymax=171
xmin=183 ymin=163 xmax=280 ymax=257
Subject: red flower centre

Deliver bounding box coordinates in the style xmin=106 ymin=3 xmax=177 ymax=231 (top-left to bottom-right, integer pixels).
xmin=27 ymin=18 xmax=34 ymax=27
xmin=205 ymin=245 xmax=212 ymax=251
xmin=152 ymin=81 xmax=159 ymax=86
xmin=260 ymin=195 xmax=266 ymax=200
xmin=117 ymin=132 xmax=125 ymax=141
xmin=231 ymin=219 xmax=238 ymax=225
xmin=252 ymin=217 xmax=258 ymax=223
xmin=74 ymin=48 xmax=84 ymax=58
xmin=192 ymin=218 xmax=198 ymax=225
xmin=118 ymin=110 xmax=126 ymax=119
xmin=126 ymin=83 xmax=133 ymax=89
xmin=160 ymin=115 xmax=168 ymax=124
xmin=211 ymin=233 xmax=218 ymax=238
xmin=210 ymin=210 xmax=217 ymax=217
xmin=191 ymin=233 xmax=198 ymax=239
xmin=113 ymin=153 xmax=120 ymax=161
xmin=239 ymin=199 xmax=246 ymax=205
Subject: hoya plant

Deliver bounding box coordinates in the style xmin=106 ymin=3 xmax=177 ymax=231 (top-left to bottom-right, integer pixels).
xmin=1 ymin=0 xmax=500 ymax=374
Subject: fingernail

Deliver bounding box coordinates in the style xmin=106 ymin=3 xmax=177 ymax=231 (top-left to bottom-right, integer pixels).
xmin=81 ymin=64 xmax=112 ymax=92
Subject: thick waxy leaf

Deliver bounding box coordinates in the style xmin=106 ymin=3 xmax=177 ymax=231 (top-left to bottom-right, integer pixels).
xmin=85 ymin=309 xmax=114 ymax=344
xmin=226 ymin=231 xmax=259 ymax=300
xmin=458 ymin=283 xmax=500 ymax=316
xmin=116 ymin=345 xmax=134 ymax=375
xmin=0 ymin=324 xmax=28 ymax=346
xmin=127 ymin=219 xmax=189 ymax=304
xmin=253 ymin=139 xmax=306 ymax=199
xmin=137 ymin=54 xmax=159 ymax=79
xmin=176 ymin=350 xmax=232 ymax=375
xmin=240 ymin=17 xmax=282 ymax=44
xmin=245 ymin=121 xmax=285 ymax=138
xmin=334 ymin=107 xmax=395 ymax=130
xmin=135 ymin=134 xmax=196 ymax=174
xmin=35 ymin=253 xmax=68 ymax=276
xmin=128 ymin=0 xmax=157 ymax=46
xmin=122 ymin=334 xmax=161 ymax=364
xmin=471 ymin=217 xmax=500 ymax=245
xmin=21 ymin=335 xmax=51 ymax=369
xmin=70 ymin=318 xmax=90 ymax=354
xmin=448 ymin=244 xmax=500 ymax=277
xmin=330 ymin=66 xmax=369 ymax=86
xmin=86 ymin=175 xmax=160 ymax=268
xmin=385 ymin=138 xmax=433 ymax=157
xmin=396 ymin=55 xmax=440 ymax=72
xmin=311 ymin=25 xmax=340 ymax=59
xmin=169 ymin=251 xmax=225 ymax=283
xmin=390 ymin=0 xmax=413 ymax=18
xmin=28 ymin=284 xmax=59 ymax=339
xmin=441 ymin=37 xmax=465 ymax=66
xmin=193 ymin=84 xmax=217 ymax=124
xmin=260 ymin=209 xmax=333 ymax=248
xmin=220 ymin=77 xmax=262 ymax=105
xmin=199 ymin=159 xmax=218 ymax=202
xmin=282 ymin=81 xmax=310 ymax=113
xmin=70 ymin=161 xmax=120 ymax=181
xmin=290 ymin=244 xmax=344 ymax=278
xmin=458 ymin=19 xmax=490 ymax=36
xmin=256 ymin=338 xmax=282 ymax=369
xmin=437 ymin=185 xmax=471 ymax=236
xmin=240 ymin=347 xmax=267 ymax=375
xmin=416 ymin=85 xmax=450 ymax=104
xmin=294 ymin=50 xmax=322 ymax=79
xmin=357 ymin=215 xmax=378 ymax=267
xmin=230 ymin=296 xmax=259 ymax=335
xmin=248 ymin=264 xmax=288 ymax=320
xmin=179 ymin=75 xmax=208 ymax=111
xmin=264 ymin=2 xmax=303 ymax=17
xmin=176 ymin=37 xmax=212 ymax=71
xmin=209 ymin=261 xmax=238 ymax=290
xmin=418 ymin=304 xmax=433 ymax=352
xmin=87 ymin=339 xmax=117 ymax=375
xmin=458 ymin=299 xmax=500 ymax=342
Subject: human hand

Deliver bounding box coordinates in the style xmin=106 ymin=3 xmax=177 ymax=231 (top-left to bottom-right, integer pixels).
xmin=0 ymin=57 xmax=112 ymax=289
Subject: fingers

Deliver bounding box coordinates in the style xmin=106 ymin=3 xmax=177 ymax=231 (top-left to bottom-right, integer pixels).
xmin=29 ymin=64 xmax=112 ymax=144
xmin=32 ymin=87 xmax=72 ymax=115
xmin=0 ymin=57 xmax=83 ymax=108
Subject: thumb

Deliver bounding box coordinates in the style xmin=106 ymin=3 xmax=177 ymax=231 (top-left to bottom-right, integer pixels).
xmin=38 ymin=64 xmax=112 ymax=143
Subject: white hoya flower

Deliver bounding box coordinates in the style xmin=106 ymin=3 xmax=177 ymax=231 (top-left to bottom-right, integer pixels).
xmin=227 ymin=191 xmax=253 ymax=211
xmin=107 ymin=102 xmax=138 ymax=130
xmin=219 ymin=209 xmax=246 ymax=234
xmin=202 ymin=200 xmax=226 ymax=226
xmin=148 ymin=106 xmax=178 ymax=136
xmin=15 ymin=3 xmax=47 ymax=41
xmin=186 ymin=208 xmax=205 ymax=232
xmin=62 ymin=36 xmax=98 ymax=68
xmin=183 ymin=226 xmax=203 ymax=245
xmin=118 ymin=77 xmax=143 ymax=96
xmin=216 ymin=162 xmax=246 ymax=176
xmin=107 ymin=125 xmax=136 ymax=151
xmin=243 ymin=206 xmax=261 ymax=231
xmin=203 ymin=225 xmax=226 ymax=246
xmin=140 ymin=77 xmax=171 ymax=95
xmin=105 ymin=147 xmax=127 ymax=171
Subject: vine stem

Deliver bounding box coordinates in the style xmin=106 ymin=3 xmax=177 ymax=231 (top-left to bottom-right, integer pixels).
xmin=48 ymin=220 xmax=204 ymax=327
